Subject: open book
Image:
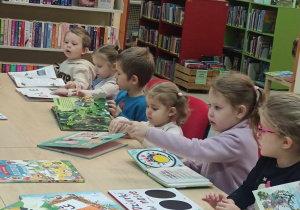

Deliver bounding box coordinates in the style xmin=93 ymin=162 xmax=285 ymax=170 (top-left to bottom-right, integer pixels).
xmin=0 ymin=160 xmax=84 ymax=183
xmin=128 ymin=148 xmax=212 ymax=188
xmin=0 ymin=113 xmax=7 ymax=120
xmin=108 ymin=188 xmax=203 ymax=210
xmin=16 ymin=87 xmax=60 ymax=101
xmin=38 ymin=132 xmax=127 ymax=159
xmin=51 ymin=97 xmax=112 ymax=131
xmin=8 ymin=65 xmax=65 ymax=88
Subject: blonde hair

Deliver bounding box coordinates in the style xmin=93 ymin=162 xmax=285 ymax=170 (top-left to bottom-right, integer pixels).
xmin=260 ymin=93 xmax=300 ymax=151
xmin=211 ymin=72 xmax=265 ymax=133
xmin=117 ymin=47 xmax=155 ymax=87
xmin=66 ymin=27 xmax=91 ymax=49
xmin=146 ymin=82 xmax=190 ymax=126
xmin=92 ymin=44 xmax=118 ymax=66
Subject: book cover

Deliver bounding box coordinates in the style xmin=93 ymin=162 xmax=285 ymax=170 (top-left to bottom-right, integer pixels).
xmin=1 ymin=198 xmax=60 ymax=210
xmin=0 ymin=113 xmax=7 ymax=120
xmin=52 ymin=97 xmax=112 ymax=131
xmin=108 ymin=188 xmax=203 ymax=210
xmin=0 ymin=160 xmax=84 ymax=183
xmin=19 ymin=191 xmax=122 ymax=210
xmin=253 ymin=181 xmax=300 ymax=209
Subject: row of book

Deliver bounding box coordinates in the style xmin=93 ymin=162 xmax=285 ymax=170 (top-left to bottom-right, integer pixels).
xmin=161 ymin=3 xmax=185 ymax=26
xmin=3 ymin=0 xmax=73 ymax=6
xmin=0 ymin=18 xmax=117 ymax=51
xmin=138 ymin=26 xmax=158 ymax=46
xmin=156 ymin=57 xmax=176 ymax=80
xmin=242 ymin=58 xmax=270 ymax=82
xmin=253 ymin=0 xmax=296 ymax=7
xmin=245 ymin=34 xmax=272 ymax=59
xmin=180 ymin=59 xmax=226 ymax=71
xmin=227 ymin=6 xmax=248 ymax=28
xmin=0 ymin=62 xmax=46 ymax=73
xmin=248 ymin=9 xmax=277 ymax=33
xmin=140 ymin=1 xmax=161 ymax=21
xmin=158 ymin=34 xmax=181 ymax=55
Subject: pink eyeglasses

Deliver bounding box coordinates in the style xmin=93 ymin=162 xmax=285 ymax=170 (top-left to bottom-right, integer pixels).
xmin=257 ymin=124 xmax=277 ymax=137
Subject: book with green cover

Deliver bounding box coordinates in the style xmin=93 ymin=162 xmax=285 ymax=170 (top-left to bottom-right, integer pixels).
xmin=37 ymin=132 xmax=127 ymax=159
xmin=1 ymin=198 xmax=59 ymax=210
xmin=0 ymin=160 xmax=84 ymax=183
xmin=51 ymin=97 xmax=112 ymax=131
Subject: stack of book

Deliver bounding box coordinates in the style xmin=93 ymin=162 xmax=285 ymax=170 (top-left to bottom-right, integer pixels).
xmin=138 ymin=26 xmax=158 ymax=46
xmin=140 ymin=1 xmax=161 ymax=20
xmin=227 ymin=6 xmax=248 ymax=28
xmin=156 ymin=57 xmax=177 ymax=80
xmin=158 ymin=34 xmax=181 ymax=55
xmin=161 ymin=3 xmax=185 ymax=25
xmin=248 ymin=9 xmax=277 ymax=33
xmin=0 ymin=62 xmax=47 ymax=73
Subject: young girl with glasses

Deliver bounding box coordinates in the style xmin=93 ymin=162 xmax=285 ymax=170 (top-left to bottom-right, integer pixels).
xmin=203 ymin=93 xmax=300 ymax=210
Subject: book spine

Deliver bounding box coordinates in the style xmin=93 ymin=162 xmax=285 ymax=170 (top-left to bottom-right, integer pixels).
xmin=93 ymin=26 xmax=97 ymax=51
xmin=5 ymin=64 xmax=10 ymax=73
xmin=20 ymin=21 xmax=25 ymax=47
xmin=40 ymin=22 xmax=45 ymax=48
xmin=17 ymin=20 xmax=22 ymax=47
xmin=96 ymin=26 xmax=100 ymax=49
xmin=99 ymin=26 xmax=104 ymax=47
xmin=38 ymin=22 xmax=42 ymax=48
xmin=0 ymin=19 xmax=5 ymax=45
xmin=54 ymin=23 xmax=59 ymax=49
xmin=43 ymin=22 xmax=48 ymax=48
xmin=3 ymin=19 xmax=8 ymax=46
xmin=113 ymin=27 xmax=117 ymax=46
xmin=10 ymin=64 xmax=16 ymax=72
xmin=57 ymin=23 xmax=62 ymax=49
xmin=7 ymin=19 xmax=11 ymax=46
xmin=14 ymin=21 xmax=19 ymax=46
xmin=34 ymin=22 xmax=39 ymax=47
xmin=51 ymin=23 xmax=56 ymax=48
xmin=32 ymin=21 xmax=36 ymax=47
xmin=46 ymin=23 xmax=53 ymax=48
xmin=2 ymin=64 xmax=6 ymax=73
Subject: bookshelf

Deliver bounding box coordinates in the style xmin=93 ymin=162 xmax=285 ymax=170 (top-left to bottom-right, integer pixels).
xmin=137 ymin=0 xmax=228 ymax=81
xmin=223 ymin=0 xmax=300 ymax=89
xmin=0 ymin=0 xmax=123 ymax=69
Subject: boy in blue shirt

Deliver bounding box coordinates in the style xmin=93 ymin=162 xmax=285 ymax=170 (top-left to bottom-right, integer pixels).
xmin=107 ymin=47 xmax=155 ymax=127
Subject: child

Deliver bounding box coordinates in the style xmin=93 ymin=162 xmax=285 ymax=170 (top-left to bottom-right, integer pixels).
xmin=292 ymin=38 xmax=299 ymax=61
xmin=74 ymin=44 xmax=120 ymax=100
xmin=51 ymin=27 xmax=96 ymax=96
xmin=109 ymin=82 xmax=190 ymax=148
xmin=107 ymin=47 xmax=155 ymax=124
xmin=124 ymin=73 xmax=265 ymax=195
xmin=203 ymin=93 xmax=300 ymax=210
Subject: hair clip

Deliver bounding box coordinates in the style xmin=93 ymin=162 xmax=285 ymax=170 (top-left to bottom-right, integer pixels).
xmin=178 ymin=92 xmax=183 ymax=97
xmin=254 ymin=86 xmax=259 ymax=91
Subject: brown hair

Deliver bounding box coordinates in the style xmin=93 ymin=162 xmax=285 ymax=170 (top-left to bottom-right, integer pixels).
xmin=211 ymin=72 xmax=265 ymax=134
xmin=66 ymin=27 xmax=91 ymax=49
xmin=117 ymin=47 xmax=155 ymax=87
xmin=146 ymin=82 xmax=190 ymax=126
xmin=260 ymin=93 xmax=300 ymax=152
xmin=292 ymin=38 xmax=299 ymax=58
xmin=92 ymin=44 xmax=119 ymax=65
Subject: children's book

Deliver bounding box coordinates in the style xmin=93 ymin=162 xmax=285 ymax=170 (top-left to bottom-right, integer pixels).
xmin=0 ymin=113 xmax=7 ymax=120
xmin=252 ymin=181 xmax=300 ymax=210
xmin=16 ymin=87 xmax=60 ymax=101
xmin=19 ymin=191 xmax=123 ymax=210
xmin=0 ymin=160 xmax=84 ymax=183
xmin=128 ymin=148 xmax=212 ymax=188
xmin=108 ymin=188 xmax=203 ymax=210
xmin=8 ymin=65 xmax=65 ymax=88
xmin=51 ymin=97 xmax=112 ymax=131
xmin=1 ymin=198 xmax=60 ymax=210
xmin=37 ymin=132 xmax=127 ymax=159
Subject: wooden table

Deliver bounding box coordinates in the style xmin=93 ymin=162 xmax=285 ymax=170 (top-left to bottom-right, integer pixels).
xmin=0 ymin=74 xmax=224 ymax=209
xmin=264 ymin=75 xmax=292 ymax=94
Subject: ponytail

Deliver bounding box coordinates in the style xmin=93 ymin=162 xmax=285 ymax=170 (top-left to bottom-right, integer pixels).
xmin=250 ymin=87 xmax=266 ymax=136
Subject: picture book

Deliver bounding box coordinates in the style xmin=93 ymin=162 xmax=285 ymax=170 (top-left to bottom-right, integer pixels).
xmin=51 ymin=97 xmax=112 ymax=131
xmin=1 ymin=198 xmax=60 ymax=210
xmin=8 ymin=65 xmax=65 ymax=88
xmin=127 ymin=148 xmax=212 ymax=188
xmin=253 ymin=181 xmax=300 ymax=210
xmin=0 ymin=113 xmax=7 ymax=120
xmin=0 ymin=160 xmax=84 ymax=183
xmin=16 ymin=87 xmax=60 ymax=101
xmin=37 ymin=132 xmax=127 ymax=159
xmin=108 ymin=188 xmax=203 ymax=210
xmin=19 ymin=191 xmax=123 ymax=210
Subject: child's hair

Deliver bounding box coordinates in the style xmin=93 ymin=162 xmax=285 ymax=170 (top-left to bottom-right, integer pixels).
xmin=211 ymin=72 xmax=265 ymax=133
xmin=260 ymin=93 xmax=300 ymax=152
xmin=66 ymin=27 xmax=91 ymax=49
xmin=292 ymin=38 xmax=299 ymax=58
xmin=146 ymin=82 xmax=190 ymax=126
xmin=117 ymin=47 xmax=155 ymax=87
xmin=92 ymin=44 xmax=119 ymax=65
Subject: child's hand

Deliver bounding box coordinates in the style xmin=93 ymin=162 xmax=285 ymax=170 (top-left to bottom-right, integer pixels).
xmin=75 ymin=90 xmax=93 ymax=98
xmin=216 ymin=199 xmax=239 ymax=210
xmin=51 ymin=88 xmax=68 ymax=96
xmin=202 ymin=193 xmax=227 ymax=209
xmin=108 ymin=118 xmax=130 ymax=134
xmin=107 ymin=100 xmax=120 ymax=118
xmin=124 ymin=121 xmax=149 ymax=144
xmin=65 ymin=81 xmax=76 ymax=89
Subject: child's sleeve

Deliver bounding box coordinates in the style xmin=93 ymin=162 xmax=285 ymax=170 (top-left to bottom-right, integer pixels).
xmin=91 ymin=83 xmax=119 ymax=100
xmin=72 ymin=67 xmax=92 ymax=90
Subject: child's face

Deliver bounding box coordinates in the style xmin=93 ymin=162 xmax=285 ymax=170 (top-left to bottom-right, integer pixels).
xmin=92 ymin=55 xmax=116 ymax=80
xmin=207 ymin=89 xmax=242 ymax=133
xmin=63 ymin=32 xmax=86 ymax=60
xmin=146 ymin=96 xmax=173 ymax=127
xmin=115 ymin=61 xmax=131 ymax=90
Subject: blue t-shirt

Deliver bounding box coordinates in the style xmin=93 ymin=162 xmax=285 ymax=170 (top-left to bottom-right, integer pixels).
xmin=114 ymin=90 xmax=147 ymax=121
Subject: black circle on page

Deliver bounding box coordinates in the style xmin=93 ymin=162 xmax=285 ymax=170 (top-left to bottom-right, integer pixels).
xmin=159 ymin=200 xmax=193 ymax=210
xmin=145 ymin=190 xmax=176 ymax=198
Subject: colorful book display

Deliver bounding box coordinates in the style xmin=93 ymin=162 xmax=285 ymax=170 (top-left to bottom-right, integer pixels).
xmin=0 ymin=113 xmax=7 ymax=120
xmin=0 ymin=62 xmax=46 ymax=73
xmin=51 ymin=97 xmax=112 ymax=131
xmin=16 ymin=87 xmax=60 ymax=101
xmin=128 ymin=148 xmax=212 ymax=188
xmin=253 ymin=181 xmax=300 ymax=209
xmin=0 ymin=160 xmax=84 ymax=183
xmin=38 ymin=132 xmax=127 ymax=159
xmin=109 ymin=188 xmax=203 ymax=210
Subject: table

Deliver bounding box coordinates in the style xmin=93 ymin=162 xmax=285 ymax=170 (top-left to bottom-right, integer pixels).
xmin=0 ymin=74 xmax=224 ymax=209
xmin=264 ymin=75 xmax=292 ymax=94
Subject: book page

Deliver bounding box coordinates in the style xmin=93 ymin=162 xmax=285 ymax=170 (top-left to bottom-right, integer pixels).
xmin=15 ymin=78 xmax=65 ymax=87
xmin=8 ymin=65 xmax=57 ymax=80
xmin=16 ymin=88 xmax=60 ymax=99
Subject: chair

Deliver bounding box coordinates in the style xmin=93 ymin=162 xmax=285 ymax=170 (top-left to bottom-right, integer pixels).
xmin=145 ymin=78 xmax=171 ymax=91
xmin=182 ymin=96 xmax=210 ymax=139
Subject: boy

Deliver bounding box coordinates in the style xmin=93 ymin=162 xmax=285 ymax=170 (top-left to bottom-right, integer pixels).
xmin=107 ymin=47 xmax=155 ymax=129
xmin=52 ymin=27 xmax=96 ymax=96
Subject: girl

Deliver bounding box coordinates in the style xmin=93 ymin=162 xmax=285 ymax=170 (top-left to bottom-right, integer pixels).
xmin=109 ymin=82 xmax=190 ymax=148
xmin=203 ymin=93 xmax=300 ymax=210
xmin=124 ymin=73 xmax=265 ymax=195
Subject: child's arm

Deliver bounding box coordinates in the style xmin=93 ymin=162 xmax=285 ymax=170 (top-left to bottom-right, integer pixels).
xmin=51 ymin=88 xmax=68 ymax=96
xmin=65 ymin=81 xmax=76 ymax=89
xmin=78 ymin=83 xmax=119 ymax=100
xmin=72 ymin=67 xmax=93 ymax=90
xmin=107 ymin=100 xmax=120 ymax=118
